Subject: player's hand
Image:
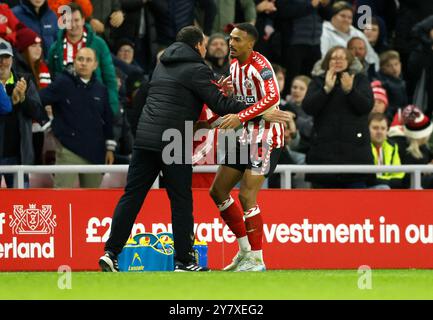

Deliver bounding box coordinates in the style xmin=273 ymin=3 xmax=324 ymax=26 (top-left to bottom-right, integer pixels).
xmin=217 ymin=75 xmax=234 ymax=96
xmin=263 ymin=109 xmax=294 ymax=125
xmin=6 ymin=27 xmax=12 ymax=35
xmin=219 ymin=114 xmax=241 ymax=129
xmin=105 ymin=151 xmax=115 ymax=165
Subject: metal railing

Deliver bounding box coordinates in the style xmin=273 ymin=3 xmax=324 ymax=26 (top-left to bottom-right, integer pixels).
xmin=1 ymin=164 xmax=432 ymax=189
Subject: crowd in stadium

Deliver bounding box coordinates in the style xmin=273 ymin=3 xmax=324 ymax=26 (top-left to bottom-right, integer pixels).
xmin=1 ymin=0 xmax=433 ymax=189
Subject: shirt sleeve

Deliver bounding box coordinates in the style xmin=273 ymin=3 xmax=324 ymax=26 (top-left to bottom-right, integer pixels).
xmin=236 ymin=60 xmax=280 ymax=123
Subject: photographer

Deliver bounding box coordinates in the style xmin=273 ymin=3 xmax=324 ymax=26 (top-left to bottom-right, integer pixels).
xmin=303 ymin=46 xmax=375 ymax=188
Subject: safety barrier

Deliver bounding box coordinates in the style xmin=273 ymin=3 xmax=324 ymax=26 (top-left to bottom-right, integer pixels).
xmin=1 ymin=164 xmax=432 ymax=189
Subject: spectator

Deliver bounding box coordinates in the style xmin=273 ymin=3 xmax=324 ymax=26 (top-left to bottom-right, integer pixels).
xmin=195 ymin=0 xmax=218 ymax=38
xmin=353 ymin=1 xmax=396 ymax=44
xmin=0 ymin=39 xmax=47 ymax=188
xmin=39 ymin=47 xmax=115 ymax=188
xmin=205 ymin=33 xmax=230 ymax=79
xmin=320 ymin=1 xmax=379 ymax=71
xmin=110 ymin=0 xmax=158 ymax=73
xmin=14 ymin=27 xmax=51 ymax=166
xmin=12 ymin=0 xmax=58 ymax=57
xmin=89 ymin=0 xmax=124 ymax=41
xmin=303 ymin=46 xmax=374 ymax=188
xmin=286 ymin=75 xmax=313 ymax=158
xmin=269 ymin=67 xmax=311 ymax=189
xmin=212 ymin=0 xmax=256 ymax=34
xmin=377 ymin=50 xmax=408 ymax=123
xmin=0 ymin=83 xmax=11 ymax=114
xmin=254 ymin=0 xmax=277 ymax=60
xmin=363 ymin=16 xmax=389 ymax=55
xmin=113 ymin=38 xmax=144 ymax=77
xmin=394 ymin=0 xmax=433 ymax=82
xmin=347 ymin=36 xmax=376 ymax=80
xmin=275 ymin=0 xmax=331 ymax=91
xmin=48 ymin=3 xmax=119 ymax=115
xmin=47 ymin=0 xmax=93 ymax=19
xmin=399 ymin=105 xmax=433 ymax=189
xmin=0 ymin=2 xmax=21 ymax=45
xmin=368 ymin=112 xmax=404 ymax=189
xmin=15 ymin=27 xmax=51 ymax=89
xmin=407 ymin=15 xmax=433 ymax=117
xmin=370 ymin=80 xmax=388 ymax=114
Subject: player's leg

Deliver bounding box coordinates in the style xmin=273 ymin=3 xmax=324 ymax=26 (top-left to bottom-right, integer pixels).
xmin=236 ymin=145 xmax=283 ymax=272
xmin=162 ymin=162 xmax=208 ymax=271
xmin=236 ymin=170 xmax=267 ymax=271
xmin=209 ymin=165 xmax=251 ymax=270
xmin=100 ymin=149 xmax=160 ymax=272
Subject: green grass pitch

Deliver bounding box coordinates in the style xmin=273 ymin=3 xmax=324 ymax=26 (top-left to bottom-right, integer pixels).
xmin=1 ymin=270 xmax=433 ymax=300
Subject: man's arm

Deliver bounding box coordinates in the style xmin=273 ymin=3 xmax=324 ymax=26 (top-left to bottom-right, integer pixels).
xmin=19 ymin=79 xmax=49 ymax=125
xmin=191 ymin=64 xmax=246 ymax=115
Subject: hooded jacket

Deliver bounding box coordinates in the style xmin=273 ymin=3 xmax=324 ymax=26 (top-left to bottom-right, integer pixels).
xmin=134 ymin=42 xmax=246 ymax=152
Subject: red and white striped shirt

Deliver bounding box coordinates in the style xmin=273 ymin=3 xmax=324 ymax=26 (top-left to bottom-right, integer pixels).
xmin=231 ymin=51 xmax=284 ymax=148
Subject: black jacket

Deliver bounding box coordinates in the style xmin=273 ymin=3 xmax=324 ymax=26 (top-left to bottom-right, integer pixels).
xmin=134 ymin=42 xmax=246 ymax=152
xmin=0 ymin=69 xmax=47 ymax=164
xmin=302 ymin=72 xmax=374 ymax=185
xmin=39 ymin=70 xmax=114 ymax=165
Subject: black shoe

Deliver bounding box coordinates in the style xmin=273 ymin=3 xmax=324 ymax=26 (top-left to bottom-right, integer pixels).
xmin=174 ymin=261 xmax=210 ymax=272
xmin=99 ymin=252 xmax=119 ymax=272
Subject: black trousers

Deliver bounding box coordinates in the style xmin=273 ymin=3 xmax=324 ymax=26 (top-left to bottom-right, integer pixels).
xmin=105 ymin=148 xmax=194 ymax=264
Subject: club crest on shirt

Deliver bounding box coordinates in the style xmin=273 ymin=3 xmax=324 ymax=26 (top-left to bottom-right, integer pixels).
xmin=243 ymin=79 xmax=253 ymax=89
xmin=0 ymin=15 xmax=7 ymax=25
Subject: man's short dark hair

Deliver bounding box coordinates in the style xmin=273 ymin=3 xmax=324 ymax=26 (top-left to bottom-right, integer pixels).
xmin=368 ymin=112 xmax=388 ymax=126
xmin=176 ymin=26 xmax=204 ymax=49
xmin=234 ymin=23 xmax=258 ymax=42
xmin=67 ymin=3 xmax=85 ymax=18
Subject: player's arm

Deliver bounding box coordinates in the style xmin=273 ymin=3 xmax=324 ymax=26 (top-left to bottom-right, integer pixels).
xmin=190 ymin=65 xmax=246 ymax=116
xmin=235 ymin=68 xmax=280 ymax=123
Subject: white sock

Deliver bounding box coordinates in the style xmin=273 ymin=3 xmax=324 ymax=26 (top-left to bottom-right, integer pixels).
xmin=237 ymin=236 xmax=251 ymax=252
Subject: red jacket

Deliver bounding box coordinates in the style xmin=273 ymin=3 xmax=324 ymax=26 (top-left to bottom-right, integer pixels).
xmin=0 ymin=4 xmax=20 ymax=45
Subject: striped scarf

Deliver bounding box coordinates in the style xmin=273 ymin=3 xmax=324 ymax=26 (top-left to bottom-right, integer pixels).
xmin=62 ymin=29 xmax=87 ymax=67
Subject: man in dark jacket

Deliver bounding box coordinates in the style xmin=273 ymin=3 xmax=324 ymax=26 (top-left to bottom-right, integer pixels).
xmin=0 ymin=38 xmax=47 ymax=188
xmin=99 ymin=26 xmax=254 ymax=272
xmin=48 ymin=3 xmax=119 ymax=115
xmin=39 ymin=47 xmax=115 ymax=188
